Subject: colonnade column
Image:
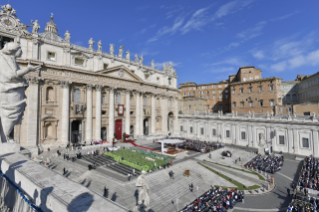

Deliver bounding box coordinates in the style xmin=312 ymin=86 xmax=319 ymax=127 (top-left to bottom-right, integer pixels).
xmin=125 ymin=89 xmax=131 ymax=135
xmin=85 ymin=84 xmax=93 ymax=142
xmin=95 ymin=85 xmax=103 ymax=141
xmin=288 ymin=128 xmax=293 ymax=153
xmin=108 ymin=87 xmax=115 ymax=141
xmin=135 ymin=91 xmax=140 ymax=136
xmin=25 ymin=77 xmax=42 ymax=154
xmin=312 ymin=129 xmax=319 ymax=157
xmin=293 ymin=128 xmax=299 ymax=154
xmin=60 ymin=80 xmax=71 ymax=145
xmin=248 ymin=125 xmax=252 ymax=147
xmin=140 ymin=92 xmax=144 ymax=135
xmin=151 ymin=94 xmax=156 ymax=135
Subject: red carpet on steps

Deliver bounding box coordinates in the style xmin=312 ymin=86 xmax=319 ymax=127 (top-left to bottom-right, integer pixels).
xmin=123 ymin=141 xmax=158 ymax=151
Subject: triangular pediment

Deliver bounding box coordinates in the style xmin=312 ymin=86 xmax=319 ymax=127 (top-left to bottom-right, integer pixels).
xmin=96 ymin=65 xmax=143 ymax=82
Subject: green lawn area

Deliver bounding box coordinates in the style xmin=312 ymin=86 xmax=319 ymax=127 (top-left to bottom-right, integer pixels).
xmin=205 ymin=161 xmax=265 ymax=181
xmin=199 ymin=163 xmax=261 ymax=190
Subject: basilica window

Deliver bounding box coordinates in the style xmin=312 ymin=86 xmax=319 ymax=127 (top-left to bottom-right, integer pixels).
xmin=103 ymin=63 xmax=108 ymax=70
xmin=73 ymin=89 xmax=81 ymax=103
xmin=168 ymin=99 xmax=172 ymax=107
xmin=212 ymin=129 xmax=216 ymax=136
xmin=190 ymin=127 xmax=193 ymax=134
xmin=201 ymin=128 xmax=204 ymax=135
xmin=168 ymin=78 xmax=172 ymax=85
xmin=47 ymin=52 xmax=56 ymax=62
xmin=302 ymin=138 xmax=309 ymax=148
xmin=279 ymin=136 xmax=285 ymax=145
xmin=226 ymin=130 xmax=230 ymax=138
xmin=180 ymin=126 xmax=183 ymax=132
xmin=241 ymin=132 xmax=246 ymax=140
xmin=144 ymin=96 xmax=147 ymax=106
xmin=46 ymin=87 xmax=54 ymax=102
xmin=116 ymin=92 xmax=121 ymax=105
xmin=75 ymin=58 xmax=84 ymax=66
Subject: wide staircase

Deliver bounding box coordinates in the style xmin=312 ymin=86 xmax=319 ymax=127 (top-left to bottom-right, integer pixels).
xmin=82 ymin=154 xmax=115 ymax=166
xmin=107 ymin=163 xmax=142 ymax=176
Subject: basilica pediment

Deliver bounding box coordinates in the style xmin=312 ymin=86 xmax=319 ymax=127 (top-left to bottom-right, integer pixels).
xmin=97 ymin=66 xmax=143 ymax=82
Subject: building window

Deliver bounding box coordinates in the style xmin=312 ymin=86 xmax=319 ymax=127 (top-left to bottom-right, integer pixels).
xmin=225 ymin=90 xmax=228 ymax=93
xmin=225 ymin=95 xmax=228 ymax=99
xmin=103 ymin=63 xmax=108 ymax=70
xmin=240 ymin=88 xmax=243 ymax=93
xmin=116 ymin=92 xmax=121 ymax=105
xmin=168 ymin=78 xmax=172 ymax=85
xmin=270 ymin=85 xmax=274 ymax=91
xmin=46 ymin=87 xmax=54 ymax=102
xmin=279 ymin=107 xmax=282 ymax=112
xmin=213 ymin=95 xmax=216 ymax=99
xmin=219 ymin=95 xmax=222 ymax=99
xmin=259 ymin=86 xmax=262 ymax=92
xmin=260 ymin=100 xmax=263 ymax=106
xmin=144 ymin=96 xmax=147 ymax=106
xmin=212 ymin=129 xmax=216 ymax=136
xmin=304 ymin=112 xmax=310 ymax=116
xmin=240 ymin=102 xmax=244 ymax=107
xmin=249 ymin=102 xmax=253 ymax=107
xmin=73 ymin=89 xmax=81 ymax=103
xmin=207 ymin=96 xmax=209 ymax=99
xmin=213 ymin=91 xmax=216 ymax=94
xmin=241 ymin=132 xmax=246 ymax=140
xmin=243 ymin=77 xmax=246 ymax=82
xmin=249 ymin=77 xmax=253 ymax=80
xmin=201 ymin=128 xmax=204 ymax=135
xmin=212 ymin=85 xmax=216 ymax=88
xmin=47 ymin=52 xmax=56 ymax=61
xmin=218 ymin=85 xmax=222 ymax=88
xmin=233 ymin=102 xmax=236 ymax=108
xmin=249 ymin=87 xmax=252 ymax=93
xmin=75 ymin=58 xmax=84 ymax=66
xmin=226 ymin=130 xmax=230 ymax=138
xmin=302 ymin=138 xmax=309 ymax=148
xmin=270 ymin=100 xmax=274 ymax=106
xmin=279 ymin=135 xmax=285 ymax=145
xmin=102 ymin=95 xmax=106 ymax=104
xmin=168 ymin=99 xmax=172 ymax=107
xmin=225 ymin=85 xmax=228 ymax=88
xmin=292 ymin=94 xmax=297 ymax=100
xmin=219 ymin=90 xmax=222 ymax=93
xmin=190 ymin=127 xmax=193 ymax=134
xmin=219 ymin=105 xmax=223 ymax=110
xmin=180 ymin=126 xmax=183 ymax=132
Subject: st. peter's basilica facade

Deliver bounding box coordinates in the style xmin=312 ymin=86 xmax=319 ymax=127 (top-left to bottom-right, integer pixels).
xmin=0 ymin=4 xmax=179 ymax=154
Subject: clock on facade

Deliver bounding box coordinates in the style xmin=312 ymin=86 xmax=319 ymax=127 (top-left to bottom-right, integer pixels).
xmin=0 ymin=16 xmax=16 ymax=29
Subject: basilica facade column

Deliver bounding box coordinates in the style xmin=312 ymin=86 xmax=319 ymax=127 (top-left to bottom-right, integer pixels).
xmin=174 ymin=97 xmax=179 ymax=135
xmin=161 ymin=95 xmax=168 ymax=134
xmin=140 ymin=92 xmax=144 ymax=135
xmin=25 ymin=77 xmax=42 ymax=154
xmin=151 ymin=93 xmax=156 ymax=135
xmin=135 ymin=91 xmax=140 ymax=136
xmin=125 ymin=89 xmax=131 ymax=135
xmin=60 ymin=80 xmax=71 ymax=145
xmin=108 ymin=87 xmax=115 ymax=141
xmin=85 ymin=84 xmax=93 ymax=142
xmin=95 ymin=85 xmax=103 ymax=141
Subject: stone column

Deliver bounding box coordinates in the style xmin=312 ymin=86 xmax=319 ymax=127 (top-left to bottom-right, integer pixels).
xmin=60 ymin=80 xmax=71 ymax=145
xmin=293 ymin=128 xmax=299 ymax=154
xmin=95 ymin=85 xmax=103 ymax=141
xmin=140 ymin=92 xmax=144 ymax=135
xmin=248 ymin=125 xmax=252 ymax=147
xmin=161 ymin=95 xmax=168 ymax=134
xmin=288 ymin=128 xmax=294 ymax=153
xmin=151 ymin=93 xmax=156 ymax=135
xmin=134 ymin=91 xmax=140 ymax=136
xmin=125 ymin=89 xmax=131 ymax=135
xmin=108 ymin=87 xmax=115 ymax=141
xmin=25 ymin=77 xmax=42 ymax=154
xmin=252 ymin=125 xmax=256 ymax=147
xmin=32 ymin=38 xmax=39 ymax=60
xmin=85 ymin=84 xmax=93 ymax=142
xmin=174 ymin=97 xmax=179 ymax=135
xmin=312 ymin=129 xmax=319 ymax=157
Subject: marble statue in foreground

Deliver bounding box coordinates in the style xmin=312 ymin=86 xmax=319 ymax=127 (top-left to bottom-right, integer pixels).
xmin=0 ymin=42 xmax=41 ymax=147
xmin=134 ymin=170 xmax=150 ymax=211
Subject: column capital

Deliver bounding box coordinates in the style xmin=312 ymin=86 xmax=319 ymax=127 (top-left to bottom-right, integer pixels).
xmin=86 ymin=84 xmax=94 ymax=91
xmin=59 ymin=80 xmax=72 ymax=88
xmin=125 ymin=89 xmax=133 ymax=94
xmin=106 ymin=86 xmax=116 ymax=92
xmin=95 ymin=84 xmax=103 ymax=91
xmin=25 ymin=76 xmax=43 ymax=85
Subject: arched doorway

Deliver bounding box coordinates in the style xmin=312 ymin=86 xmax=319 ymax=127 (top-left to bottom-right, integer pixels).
xmin=143 ymin=118 xmax=149 ymax=135
xmin=71 ymin=120 xmax=82 ymax=143
xmin=101 ymin=127 xmax=107 ymax=141
xmin=168 ymin=112 xmax=174 ymax=132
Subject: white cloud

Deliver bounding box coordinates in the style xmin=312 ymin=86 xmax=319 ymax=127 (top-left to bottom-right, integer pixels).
xmin=138 ymin=49 xmax=159 ymax=57
xmin=271 ymin=10 xmax=302 ymax=22
xmin=211 ymin=57 xmax=246 ymax=67
xmin=253 ymin=50 xmax=265 ymax=59
xmin=181 ymin=7 xmax=210 ymax=34
xmin=237 ymin=21 xmax=266 ymax=40
xmin=271 ymin=61 xmax=287 ymax=72
xmin=214 ymin=0 xmax=253 ymax=19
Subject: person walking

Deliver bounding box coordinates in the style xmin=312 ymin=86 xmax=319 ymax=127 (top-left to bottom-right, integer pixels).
xmin=304 ymin=188 xmax=307 ymax=196
xmin=287 ymin=188 xmax=290 ymax=196
xmin=127 ymin=173 xmax=131 ymax=181
xmin=189 ymin=183 xmax=194 ymax=192
xmin=63 ymin=167 xmax=66 ymax=175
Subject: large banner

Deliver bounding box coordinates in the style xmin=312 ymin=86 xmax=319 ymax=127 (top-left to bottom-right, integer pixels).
xmin=118 ymin=104 xmax=124 ymax=116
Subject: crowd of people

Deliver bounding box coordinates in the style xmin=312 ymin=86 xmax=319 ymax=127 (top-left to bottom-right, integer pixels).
xmin=298 ymin=157 xmax=319 ymax=191
xmin=181 ymin=186 xmax=244 ymax=212
xmin=288 ymin=194 xmax=318 ymax=212
xmin=177 ymin=139 xmax=224 ymax=153
xmin=244 ymin=155 xmax=284 ymax=173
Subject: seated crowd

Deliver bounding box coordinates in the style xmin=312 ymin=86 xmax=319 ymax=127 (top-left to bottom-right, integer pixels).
xmin=298 ymin=157 xmax=319 ymax=190
xmin=288 ymin=194 xmax=318 ymax=212
xmin=244 ymin=155 xmax=283 ymax=173
xmin=177 ymin=140 xmax=224 ymax=153
xmin=181 ymin=187 xmax=244 ymax=212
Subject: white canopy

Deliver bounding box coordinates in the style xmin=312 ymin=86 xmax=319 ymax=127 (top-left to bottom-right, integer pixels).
xmin=157 ymin=139 xmax=185 ymax=144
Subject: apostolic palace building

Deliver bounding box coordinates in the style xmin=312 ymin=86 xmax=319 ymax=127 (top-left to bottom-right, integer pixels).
xmin=0 ymin=4 xmax=179 ymax=154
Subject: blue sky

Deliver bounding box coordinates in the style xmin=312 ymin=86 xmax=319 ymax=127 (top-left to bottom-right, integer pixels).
xmin=11 ymin=0 xmax=319 ymax=85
